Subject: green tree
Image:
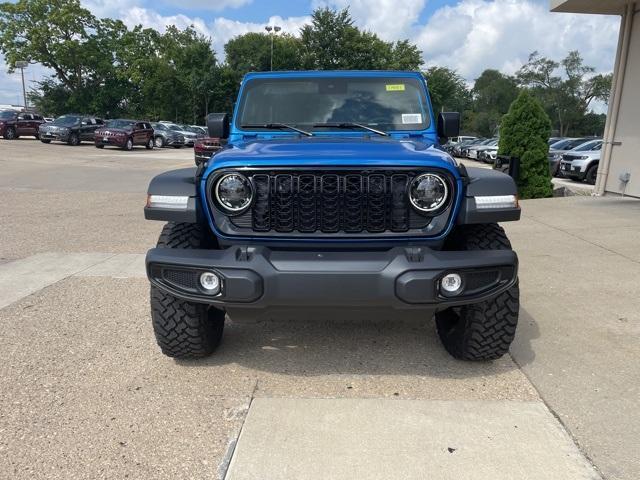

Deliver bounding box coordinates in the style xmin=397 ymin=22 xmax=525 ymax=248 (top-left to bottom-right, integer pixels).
xmin=517 ymin=51 xmax=612 ymax=136
xmin=498 ymin=91 xmax=553 ymax=199
xmin=225 ymin=32 xmax=303 ymax=74
xmin=300 ymin=8 xmax=422 ymax=70
xmin=423 ymin=66 xmax=471 ymax=114
xmin=469 ymin=69 xmax=519 ymax=136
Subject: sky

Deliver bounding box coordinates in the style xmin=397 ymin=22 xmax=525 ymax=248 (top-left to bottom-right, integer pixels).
xmin=0 ymin=0 xmax=622 ymax=110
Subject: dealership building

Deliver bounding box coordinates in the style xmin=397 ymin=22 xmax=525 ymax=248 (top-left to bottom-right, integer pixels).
xmin=551 ymin=0 xmax=639 ymax=198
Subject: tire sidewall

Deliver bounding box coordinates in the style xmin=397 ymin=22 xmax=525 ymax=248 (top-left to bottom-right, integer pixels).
xmin=155 ymin=136 xmax=164 ymax=148
xmin=125 ymin=138 xmax=133 ymax=151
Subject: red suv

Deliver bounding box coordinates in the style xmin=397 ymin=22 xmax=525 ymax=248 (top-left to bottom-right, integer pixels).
xmin=95 ymin=119 xmax=155 ymax=150
xmin=0 ymin=110 xmax=46 ymax=139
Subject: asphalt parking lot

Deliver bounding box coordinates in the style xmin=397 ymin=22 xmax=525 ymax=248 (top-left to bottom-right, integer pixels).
xmin=1 ymin=139 xmax=638 ymax=479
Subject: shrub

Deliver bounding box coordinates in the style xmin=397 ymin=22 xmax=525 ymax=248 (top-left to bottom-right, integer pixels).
xmin=498 ymin=91 xmax=553 ymax=199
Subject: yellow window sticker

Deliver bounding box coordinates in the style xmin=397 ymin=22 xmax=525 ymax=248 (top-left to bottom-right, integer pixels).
xmin=386 ymin=84 xmax=405 ymax=92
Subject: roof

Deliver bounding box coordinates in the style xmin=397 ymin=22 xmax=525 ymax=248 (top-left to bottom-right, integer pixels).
xmin=243 ymin=70 xmax=424 ymax=80
xmin=550 ymin=0 xmax=631 ymax=14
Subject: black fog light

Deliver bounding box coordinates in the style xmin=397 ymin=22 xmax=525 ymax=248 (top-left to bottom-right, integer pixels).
xmin=215 ymin=173 xmax=253 ymax=213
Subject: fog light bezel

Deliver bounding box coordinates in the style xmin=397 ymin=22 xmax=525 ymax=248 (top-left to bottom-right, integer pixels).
xmin=199 ymin=271 xmax=221 ymax=294
xmin=440 ymin=272 xmax=464 ymax=297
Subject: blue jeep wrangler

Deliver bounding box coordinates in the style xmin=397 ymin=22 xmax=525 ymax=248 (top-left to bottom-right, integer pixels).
xmin=144 ymin=71 xmax=520 ymax=361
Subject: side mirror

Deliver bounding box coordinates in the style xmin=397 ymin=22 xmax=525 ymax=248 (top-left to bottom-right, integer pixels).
xmin=437 ymin=112 xmax=460 ymax=141
xmin=207 ymin=113 xmax=229 ymax=139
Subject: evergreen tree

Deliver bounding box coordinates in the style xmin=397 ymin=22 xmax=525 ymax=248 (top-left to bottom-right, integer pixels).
xmin=498 ymin=91 xmax=553 ymax=199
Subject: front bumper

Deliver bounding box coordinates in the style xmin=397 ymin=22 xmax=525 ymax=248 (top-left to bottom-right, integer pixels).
xmin=560 ymin=161 xmax=586 ymax=179
xmin=146 ymin=246 xmax=518 ymax=310
xmin=96 ymin=136 xmax=127 ymax=147
xmin=40 ymin=130 xmax=70 ymax=142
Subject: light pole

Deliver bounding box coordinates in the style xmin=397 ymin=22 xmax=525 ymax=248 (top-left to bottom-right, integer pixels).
xmin=264 ymin=25 xmax=282 ymax=71
xmin=15 ymin=60 xmax=29 ymax=111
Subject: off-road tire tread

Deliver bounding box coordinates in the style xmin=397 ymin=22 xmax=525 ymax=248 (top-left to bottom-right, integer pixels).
xmin=436 ymin=223 xmax=519 ymax=361
xmin=150 ymin=222 xmax=222 ymax=358
xmin=150 ymin=287 xmax=224 ymax=358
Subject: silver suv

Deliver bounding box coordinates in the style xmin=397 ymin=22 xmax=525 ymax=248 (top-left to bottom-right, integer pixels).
xmin=559 ymin=139 xmax=603 ymax=184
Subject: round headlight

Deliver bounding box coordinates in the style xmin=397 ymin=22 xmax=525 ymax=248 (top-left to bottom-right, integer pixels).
xmin=215 ymin=173 xmax=253 ymax=213
xmin=409 ymin=173 xmax=449 ymax=213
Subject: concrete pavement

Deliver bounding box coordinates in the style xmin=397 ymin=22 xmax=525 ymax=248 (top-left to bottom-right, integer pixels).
xmin=1 ymin=139 xmax=638 ymax=479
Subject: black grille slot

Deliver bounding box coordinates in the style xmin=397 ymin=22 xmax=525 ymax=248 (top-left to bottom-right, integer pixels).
xmin=220 ymin=170 xmax=444 ymax=235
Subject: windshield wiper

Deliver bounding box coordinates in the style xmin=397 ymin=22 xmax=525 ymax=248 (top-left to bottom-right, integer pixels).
xmin=241 ymin=123 xmax=313 ymax=137
xmin=313 ymin=122 xmax=389 ymax=136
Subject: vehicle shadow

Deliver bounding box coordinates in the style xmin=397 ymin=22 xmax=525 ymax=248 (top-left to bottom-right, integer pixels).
xmin=175 ymin=309 xmax=524 ymax=382
xmin=509 ymin=307 xmax=540 ymax=368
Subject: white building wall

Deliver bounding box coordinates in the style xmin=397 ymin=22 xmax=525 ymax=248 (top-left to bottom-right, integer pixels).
xmin=604 ymin=3 xmax=640 ymax=196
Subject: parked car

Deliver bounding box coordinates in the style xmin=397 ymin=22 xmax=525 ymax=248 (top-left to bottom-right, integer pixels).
xmin=479 ymin=145 xmax=499 ymax=164
xmin=194 ymin=137 xmax=224 ymax=165
xmin=0 ymin=110 xmax=45 ymax=139
xmin=39 ymin=114 xmax=104 ymax=145
xmin=180 ymin=124 xmax=206 ymax=139
xmin=190 ymin=125 xmax=208 ymax=136
xmin=468 ymin=138 xmax=499 ymax=160
xmin=95 ymin=119 xmax=154 ymax=150
xmin=158 ymin=122 xmax=197 ymax=146
xmin=144 ymin=70 xmax=522 ymax=362
xmin=559 ymin=139 xmax=603 ymax=184
xmin=454 ymin=138 xmax=485 ymax=157
xmin=444 ymin=136 xmax=476 ymax=154
xmin=151 ymin=122 xmax=185 ymax=148
xmin=548 ymin=137 xmax=596 ymax=176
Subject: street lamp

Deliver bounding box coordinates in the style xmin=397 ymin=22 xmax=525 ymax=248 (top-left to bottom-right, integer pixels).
xmin=15 ymin=60 xmax=29 ymax=111
xmin=264 ymin=25 xmax=282 ymax=71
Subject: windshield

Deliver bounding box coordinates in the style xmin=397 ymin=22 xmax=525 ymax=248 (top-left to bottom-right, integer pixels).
xmin=52 ymin=115 xmax=81 ymax=126
xmin=0 ymin=110 xmax=16 ymax=119
xmin=106 ymin=120 xmax=134 ymax=129
xmin=151 ymin=123 xmax=167 ymax=131
xmin=237 ymin=76 xmax=430 ymax=132
xmin=573 ymin=140 xmax=602 ymax=152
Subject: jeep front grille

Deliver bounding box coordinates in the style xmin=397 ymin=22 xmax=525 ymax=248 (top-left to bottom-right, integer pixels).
xmin=210 ymin=170 xmax=453 ymax=236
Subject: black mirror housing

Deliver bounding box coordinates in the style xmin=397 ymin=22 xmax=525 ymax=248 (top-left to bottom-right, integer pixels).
xmin=437 ymin=112 xmax=460 ymax=141
xmin=207 ymin=113 xmax=229 ymax=139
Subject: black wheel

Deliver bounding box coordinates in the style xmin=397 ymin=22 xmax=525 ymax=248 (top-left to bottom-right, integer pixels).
xmin=68 ymin=133 xmax=80 ymax=146
xmin=154 ymin=136 xmax=164 ymax=148
xmin=150 ymin=222 xmax=224 ymax=358
xmin=173 ymin=145 xmax=182 ymax=149
xmin=124 ymin=137 xmax=133 ymax=151
xmin=435 ymin=224 xmax=519 ymax=361
xmin=4 ymin=127 xmax=16 ymax=140
xmin=585 ymin=164 xmax=598 ymax=185
xmin=95 ymin=144 xmax=104 ymax=149
xmin=40 ymin=139 xmax=51 ymax=144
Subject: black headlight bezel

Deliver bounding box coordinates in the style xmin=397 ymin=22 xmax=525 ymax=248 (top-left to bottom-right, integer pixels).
xmin=407 ymin=173 xmax=450 ymax=214
xmin=212 ymin=172 xmax=254 ymax=215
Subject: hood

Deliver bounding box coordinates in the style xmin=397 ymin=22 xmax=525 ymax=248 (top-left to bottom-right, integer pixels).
xmin=207 ymin=136 xmax=456 ymax=171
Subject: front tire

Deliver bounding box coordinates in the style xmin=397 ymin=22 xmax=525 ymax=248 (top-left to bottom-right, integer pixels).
xmin=585 ymin=165 xmax=598 ymax=185
xmin=124 ymin=137 xmax=133 ymax=151
xmin=95 ymin=144 xmax=104 ymax=149
xmin=154 ymin=136 xmax=165 ymax=148
xmin=435 ymin=224 xmax=519 ymax=361
xmin=4 ymin=127 xmax=16 ymax=140
xmin=68 ymin=133 xmax=80 ymax=146
xmin=146 ymin=137 xmax=154 ymax=150
xmin=40 ymin=139 xmax=51 ymax=144
xmin=150 ymin=222 xmax=224 ymax=358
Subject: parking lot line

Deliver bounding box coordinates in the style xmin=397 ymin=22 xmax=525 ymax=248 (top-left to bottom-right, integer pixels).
xmin=225 ymin=398 xmax=602 ymax=480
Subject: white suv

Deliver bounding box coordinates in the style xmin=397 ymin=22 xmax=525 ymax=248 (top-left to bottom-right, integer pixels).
xmin=559 ymin=139 xmax=603 ymax=184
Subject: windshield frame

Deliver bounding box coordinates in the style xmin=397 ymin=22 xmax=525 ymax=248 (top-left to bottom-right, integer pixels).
xmin=233 ymin=73 xmax=434 ymax=136
xmin=572 ymin=140 xmax=602 ymax=152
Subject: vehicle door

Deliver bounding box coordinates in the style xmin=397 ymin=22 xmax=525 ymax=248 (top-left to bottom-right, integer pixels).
xmin=133 ymin=123 xmax=145 ymax=145
xmin=16 ymin=113 xmax=33 ymax=135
